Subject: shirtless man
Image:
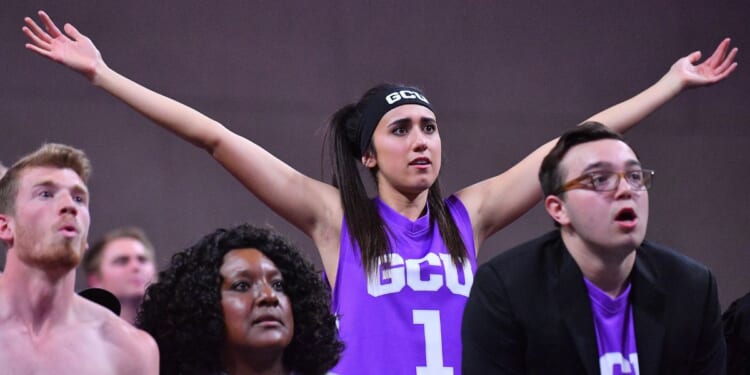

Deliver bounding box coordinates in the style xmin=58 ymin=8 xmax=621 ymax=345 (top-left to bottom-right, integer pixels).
xmin=0 ymin=143 xmax=158 ymax=374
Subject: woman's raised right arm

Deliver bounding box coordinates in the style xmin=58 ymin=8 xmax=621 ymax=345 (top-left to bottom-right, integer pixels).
xmin=22 ymin=11 xmax=343 ymax=255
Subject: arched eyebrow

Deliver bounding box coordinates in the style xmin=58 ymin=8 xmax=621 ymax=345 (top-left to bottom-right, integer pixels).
xmin=223 ymin=268 xmax=284 ymax=281
xmin=30 ymin=181 xmax=88 ymax=202
xmin=388 ymin=116 xmax=436 ymax=128
xmin=581 ymin=159 xmax=642 ymax=173
xmin=111 ymin=255 xmax=130 ymax=264
xmin=33 ymin=179 xmax=89 ymax=193
xmin=32 ymin=180 xmax=58 ymax=190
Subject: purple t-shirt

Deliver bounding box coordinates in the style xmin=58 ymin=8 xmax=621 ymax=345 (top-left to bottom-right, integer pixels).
xmin=329 ymin=196 xmax=476 ymax=375
xmin=584 ymin=278 xmax=640 ymax=375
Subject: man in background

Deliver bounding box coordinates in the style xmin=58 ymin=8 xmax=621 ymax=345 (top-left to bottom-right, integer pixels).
xmin=82 ymin=226 xmax=157 ymax=324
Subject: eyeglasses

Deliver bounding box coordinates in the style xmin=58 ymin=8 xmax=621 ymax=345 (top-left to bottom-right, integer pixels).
xmin=555 ymin=169 xmax=654 ymax=194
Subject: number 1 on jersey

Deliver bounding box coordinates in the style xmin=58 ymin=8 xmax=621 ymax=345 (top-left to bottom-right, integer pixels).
xmin=413 ymin=309 xmax=454 ymax=375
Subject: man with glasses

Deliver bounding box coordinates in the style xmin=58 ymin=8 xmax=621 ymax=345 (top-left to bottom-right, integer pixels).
xmin=462 ymin=122 xmax=725 ymax=374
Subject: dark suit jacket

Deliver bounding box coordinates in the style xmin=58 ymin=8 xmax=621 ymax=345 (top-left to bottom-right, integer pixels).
xmin=462 ymin=231 xmax=725 ymax=375
xmin=723 ymin=291 xmax=750 ymax=374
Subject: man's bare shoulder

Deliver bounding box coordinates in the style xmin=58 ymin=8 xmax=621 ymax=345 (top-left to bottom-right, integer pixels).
xmin=0 ymin=295 xmax=158 ymax=375
xmin=76 ymin=296 xmax=160 ymax=374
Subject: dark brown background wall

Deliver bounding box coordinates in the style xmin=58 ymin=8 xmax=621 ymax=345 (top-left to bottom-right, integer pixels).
xmin=2 ymin=1 xmax=748 ymax=307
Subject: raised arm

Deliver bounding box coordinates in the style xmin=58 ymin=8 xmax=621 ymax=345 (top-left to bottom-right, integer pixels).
xmin=587 ymin=38 xmax=738 ymax=130
xmin=457 ymin=39 xmax=738 ymax=251
xmin=22 ymin=11 xmax=343 ymax=268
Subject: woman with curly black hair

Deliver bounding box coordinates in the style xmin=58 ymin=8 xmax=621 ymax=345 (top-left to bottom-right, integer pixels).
xmin=136 ymin=223 xmax=343 ymax=375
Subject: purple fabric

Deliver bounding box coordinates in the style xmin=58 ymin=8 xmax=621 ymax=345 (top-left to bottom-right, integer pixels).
xmin=329 ymin=195 xmax=476 ymax=375
xmin=584 ymin=278 xmax=640 ymax=375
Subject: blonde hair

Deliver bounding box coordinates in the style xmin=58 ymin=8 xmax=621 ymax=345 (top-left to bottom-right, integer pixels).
xmin=0 ymin=143 xmax=92 ymax=214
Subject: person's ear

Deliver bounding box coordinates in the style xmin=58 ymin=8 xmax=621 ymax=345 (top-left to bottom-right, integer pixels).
xmin=87 ymin=273 xmax=103 ymax=288
xmin=544 ymin=195 xmax=570 ymax=226
xmin=361 ymin=151 xmax=377 ymax=168
xmin=0 ymin=214 xmax=13 ymax=243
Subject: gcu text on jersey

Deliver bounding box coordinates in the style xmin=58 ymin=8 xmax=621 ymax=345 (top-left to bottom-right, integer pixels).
xmin=367 ymin=253 xmax=474 ymax=297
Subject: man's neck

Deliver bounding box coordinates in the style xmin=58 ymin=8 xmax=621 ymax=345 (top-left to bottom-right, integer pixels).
xmin=118 ymin=297 xmax=142 ymax=325
xmin=0 ymin=253 xmax=77 ymax=334
xmin=561 ymin=231 xmax=636 ymax=299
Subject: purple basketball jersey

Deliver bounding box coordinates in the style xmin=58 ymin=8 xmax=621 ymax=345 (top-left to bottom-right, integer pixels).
xmin=329 ymin=196 xmax=476 ymax=375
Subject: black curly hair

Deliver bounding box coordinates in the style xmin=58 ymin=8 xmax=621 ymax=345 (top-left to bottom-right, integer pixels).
xmin=136 ymin=223 xmax=343 ymax=375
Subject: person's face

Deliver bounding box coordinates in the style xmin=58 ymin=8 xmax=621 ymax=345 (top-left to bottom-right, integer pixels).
xmin=363 ymin=104 xmax=441 ymax=196
xmin=546 ymin=139 xmax=649 ymax=254
xmin=89 ymin=238 xmax=156 ymax=301
xmin=3 ymin=166 xmax=90 ymax=271
xmin=220 ymin=248 xmax=293 ymax=354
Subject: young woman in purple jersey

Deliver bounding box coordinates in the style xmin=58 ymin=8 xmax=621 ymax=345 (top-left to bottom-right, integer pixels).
xmin=23 ymin=10 xmax=737 ymax=375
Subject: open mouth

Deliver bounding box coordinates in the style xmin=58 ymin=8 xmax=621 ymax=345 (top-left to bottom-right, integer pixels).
xmin=409 ymin=157 xmax=431 ymax=166
xmin=59 ymin=224 xmax=78 ymax=234
xmin=614 ymin=208 xmax=637 ymax=222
